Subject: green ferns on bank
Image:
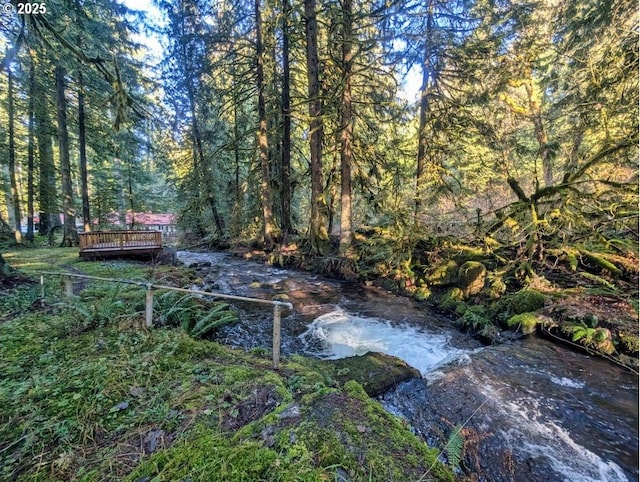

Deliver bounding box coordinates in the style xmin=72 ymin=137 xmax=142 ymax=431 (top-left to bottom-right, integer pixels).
xmin=156 ymin=290 xmax=237 ymax=339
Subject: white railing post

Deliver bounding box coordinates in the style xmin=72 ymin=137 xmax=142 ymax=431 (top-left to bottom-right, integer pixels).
xmin=145 ymin=284 xmax=154 ymax=328
xmin=40 ymin=274 xmax=45 ymax=305
xmin=272 ymin=304 xmax=282 ymax=369
xmin=63 ymin=276 xmax=74 ymax=297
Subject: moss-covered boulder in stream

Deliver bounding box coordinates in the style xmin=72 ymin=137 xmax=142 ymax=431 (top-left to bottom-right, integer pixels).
xmin=457 ymin=261 xmax=486 ymax=297
xmin=321 ymin=351 xmax=421 ymax=396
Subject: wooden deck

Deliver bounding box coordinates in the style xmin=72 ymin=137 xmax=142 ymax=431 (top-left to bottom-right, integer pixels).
xmin=79 ymin=231 xmax=163 ymax=260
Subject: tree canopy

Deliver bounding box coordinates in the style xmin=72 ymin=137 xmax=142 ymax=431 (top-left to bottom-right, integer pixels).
xmin=0 ymin=0 xmax=635 ymax=259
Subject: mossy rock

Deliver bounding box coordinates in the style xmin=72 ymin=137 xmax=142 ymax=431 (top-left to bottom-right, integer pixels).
xmin=292 ymin=381 xmax=454 ymax=481
xmin=507 ymin=289 xmax=546 ymax=315
xmin=426 ymin=260 xmax=459 ymax=286
xmin=322 ymin=352 xmax=421 ymax=397
xmin=457 ymin=261 xmax=486 ymax=298
xmin=506 ymin=312 xmax=539 ymax=335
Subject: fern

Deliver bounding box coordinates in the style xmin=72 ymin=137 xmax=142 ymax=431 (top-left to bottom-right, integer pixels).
xmin=189 ymin=312 xmax=237 ymax=339
xmin=445 ymin=424 xmax=464 ymax=469
xmin=571 ymin=324 xmax=596 ymax=344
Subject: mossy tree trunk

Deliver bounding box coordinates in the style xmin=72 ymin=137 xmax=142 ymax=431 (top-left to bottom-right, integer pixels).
xmin=305 ymin=0 xmax=329 ymax=254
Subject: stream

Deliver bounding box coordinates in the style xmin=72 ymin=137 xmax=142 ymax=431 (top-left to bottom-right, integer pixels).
xmin=178 ymin=251 xmax=639 ymax=481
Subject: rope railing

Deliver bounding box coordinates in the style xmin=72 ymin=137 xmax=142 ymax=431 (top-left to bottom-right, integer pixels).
xmin=40 ymin=271 xmax=293 ymax=369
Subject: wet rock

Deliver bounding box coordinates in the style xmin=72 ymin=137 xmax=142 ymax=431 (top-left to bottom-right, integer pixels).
xmin=323 ymin=351 xmax=421 ymax=397
xmin=278 ymin=403 xmax=301 ymax=419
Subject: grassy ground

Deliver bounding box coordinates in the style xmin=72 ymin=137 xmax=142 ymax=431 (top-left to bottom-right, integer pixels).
xmin=0 ymin=247 xmax=453 ymax=482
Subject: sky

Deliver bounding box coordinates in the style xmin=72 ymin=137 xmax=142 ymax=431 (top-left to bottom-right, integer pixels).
xmin=121 ymin=0 xmax=421 ymax=103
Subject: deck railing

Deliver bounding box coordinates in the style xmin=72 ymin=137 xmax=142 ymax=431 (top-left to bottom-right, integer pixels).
xmin=79 ymin=230 xmax=162 ymax=251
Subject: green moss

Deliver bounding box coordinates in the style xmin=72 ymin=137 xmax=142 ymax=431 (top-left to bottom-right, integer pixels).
xmin=323 ymin=352 xmax=420 ymax=396
xmin=507 ymin=289 xmax=546 ymax=314
xmin=579 ymin=249 xmax=623 ymax=277
xmin=126 ymin=425 xmax=324 ymax=481
xmin=426 ymin=260 xmax=459 ymax=286
xmin=1 ymin=248 xmax=455 ymax=482
xmin=506 ymin=312 xmax=539 ymax=334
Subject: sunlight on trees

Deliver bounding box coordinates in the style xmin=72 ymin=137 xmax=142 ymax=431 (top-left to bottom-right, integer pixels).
xmin=0 ymin=0 xmax=635 ymax=259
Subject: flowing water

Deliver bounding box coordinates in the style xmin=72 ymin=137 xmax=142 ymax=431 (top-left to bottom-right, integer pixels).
xmin=178 ymin=251 xmax=639 ymax=481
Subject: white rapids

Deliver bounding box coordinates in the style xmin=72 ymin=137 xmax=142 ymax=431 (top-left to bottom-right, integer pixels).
xmin=299 ymin=309 xmax=470 ymax=375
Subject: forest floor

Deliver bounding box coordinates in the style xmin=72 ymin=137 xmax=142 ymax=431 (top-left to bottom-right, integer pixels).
xmin=0 ymin=247 xmax=454 ymax=482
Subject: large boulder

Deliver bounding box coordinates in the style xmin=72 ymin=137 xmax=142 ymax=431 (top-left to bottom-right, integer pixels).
xmin=457 ymin=261 xmax=486 ymax=297
xmin=321 ymin=352 xmax=421 ymax=397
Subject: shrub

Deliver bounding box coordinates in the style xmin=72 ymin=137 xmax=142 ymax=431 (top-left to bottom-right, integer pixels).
xmin=438 ymin=288 xmax=464 ymax=312
xmin=459 ymin=306 xmax=491 ymax=330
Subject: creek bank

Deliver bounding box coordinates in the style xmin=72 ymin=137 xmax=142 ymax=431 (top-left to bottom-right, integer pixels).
xmin=222 ymin=236 xmax=639 ymax=372
xmin=176 ymin=248 xmax=638 ymax=481
xmin=1 ymin=247 xmax=455 ymax=481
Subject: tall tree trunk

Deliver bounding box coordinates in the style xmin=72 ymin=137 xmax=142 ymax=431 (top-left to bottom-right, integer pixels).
xmin=26 ymin=60 xmax=35 ymax=242
xmin=35 ymin=79 xmax=57 ymax=236
xmin=231 ymin=64 xmax=242 ymax=237
xmin=305 ymin=0 xmax=328 ymax=254
xmin=127 ymin=161 xmax=135 ymax=229
xmin=256 ymin=0 xmax=274 ymax=250
xmin=55 ymin=65 xmax=78 ymax=247
xmin=280 ymin=0 xmax=292 ymax=241
xmin=415 ymin=0 xmax=434 ymax=220
xmin=78 ymin=71 xmax=91 ymax=232
xmin=7 ymin=66 xmax=21 ymax=242
xmin=187 ymin=88 xmax=225 ymax=236
xmin=339 ymin=0 xmax=353 ymax=254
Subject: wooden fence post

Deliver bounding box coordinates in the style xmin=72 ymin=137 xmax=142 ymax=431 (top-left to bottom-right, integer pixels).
xmin=63 ymin=276 xmax=74 ymax=296
xmin=145 ymin=285 xmax=154 ymax=328
xmin=272 ymin=304 xmax=282 ymax=369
